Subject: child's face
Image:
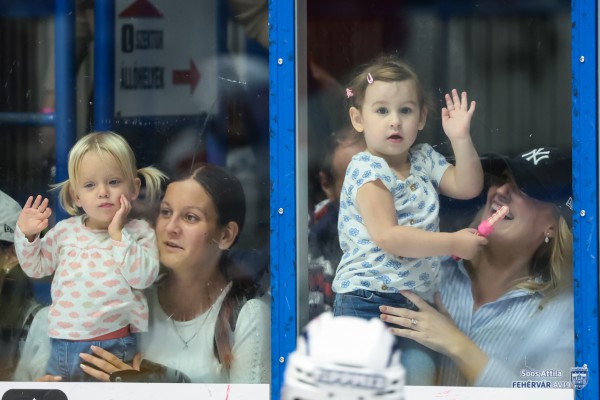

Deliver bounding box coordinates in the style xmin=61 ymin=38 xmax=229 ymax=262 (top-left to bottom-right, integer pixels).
xmin=349 ymin=80 xmax=427 ymax=165
xmin=73 ymin=152 xmax=140 ymax=229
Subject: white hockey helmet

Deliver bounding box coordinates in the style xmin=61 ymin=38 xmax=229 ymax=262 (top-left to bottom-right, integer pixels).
xmin=281 ymin=312 xmax=405 ymax=400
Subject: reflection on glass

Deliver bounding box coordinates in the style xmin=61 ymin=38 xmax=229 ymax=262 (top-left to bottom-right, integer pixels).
xmin=302 ymin=0 xmax=573 ymax=389
xmin=0 ymin=0 xmax=270 ymax=384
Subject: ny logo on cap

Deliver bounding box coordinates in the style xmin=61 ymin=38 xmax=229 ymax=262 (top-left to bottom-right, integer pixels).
xmin=521 ymin=148 xmax=550 ymax=165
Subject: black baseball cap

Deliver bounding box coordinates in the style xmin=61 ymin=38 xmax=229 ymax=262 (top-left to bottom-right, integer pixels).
xmin=481 ymin=147 xmax=573 ymax=213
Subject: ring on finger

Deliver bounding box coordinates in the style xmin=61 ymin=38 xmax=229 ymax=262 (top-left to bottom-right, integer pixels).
xmin=410 ymin=318 xmax=418 ymax=329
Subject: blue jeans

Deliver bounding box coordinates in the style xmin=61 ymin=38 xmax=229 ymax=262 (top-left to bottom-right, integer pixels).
xmin=47 ymin=335 xmax=137 ymax=381
xmin=333 ymin=289 xmax=438 ymax=385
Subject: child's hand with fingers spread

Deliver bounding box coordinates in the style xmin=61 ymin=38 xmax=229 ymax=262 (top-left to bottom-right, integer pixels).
xmin=108 ymin=194 xmax=132 ymax=241
xmin=441 ymin=89 xmax=476 ymax=140
xmin=17 ymin=195 xmax=53 ymax=242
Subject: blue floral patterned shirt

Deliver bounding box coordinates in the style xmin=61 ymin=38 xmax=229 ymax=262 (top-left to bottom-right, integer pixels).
xmin=333 ymin=143 xmax=449 ymax=301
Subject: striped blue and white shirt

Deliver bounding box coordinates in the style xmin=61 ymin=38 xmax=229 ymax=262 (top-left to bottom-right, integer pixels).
xmin=439 ymin=257 xmax=574 ymax=387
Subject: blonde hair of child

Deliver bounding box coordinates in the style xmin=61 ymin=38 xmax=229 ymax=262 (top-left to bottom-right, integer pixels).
xmin=53 ymin=131 xmax=167 ymax=216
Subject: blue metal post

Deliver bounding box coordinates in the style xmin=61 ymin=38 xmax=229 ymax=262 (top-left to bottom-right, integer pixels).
xmin=572 ymin=0 xmax=598 ymax=398
xmin=94 ymin=0 xmax=115 ymax=130
xmin=54 ymin=0 xmax=76 ymax=221
xmin=269 ymin=0 xmax=296 ymax=398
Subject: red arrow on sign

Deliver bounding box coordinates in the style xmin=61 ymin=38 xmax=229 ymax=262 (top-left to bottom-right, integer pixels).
xmin=172 ymin=59 xmax=200 ymax=94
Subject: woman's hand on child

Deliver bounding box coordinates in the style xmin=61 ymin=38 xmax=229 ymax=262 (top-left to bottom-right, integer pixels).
xmin=441 ymin=89 xmax=476 ymax=140
xmin=450 ymin=228 xmax=488 ymax=260
xmin=379 ymin=290 xmax=488 ymax=379
xmin=17 ymin=195 xmax=52 ymax=241
xmin=379 ymin=291 xmax=464 ymax=356
xmin=108 ymin=194 xmax=132 ymax=241
xmin=380 ymin=291 xmax=489 ymax=384
xmin=79 ymin=345 xmax=141 ymax=382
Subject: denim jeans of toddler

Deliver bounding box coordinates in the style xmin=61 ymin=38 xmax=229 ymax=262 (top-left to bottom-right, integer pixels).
xmin=47 ymin=335 xmax=137 ymax=381
xmin=333 ymin=289 xmax=438 ymax=385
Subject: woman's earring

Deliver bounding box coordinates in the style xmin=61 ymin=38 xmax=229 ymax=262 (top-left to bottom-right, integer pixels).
xmin=544 ymin=233 xmax=550 ymax=244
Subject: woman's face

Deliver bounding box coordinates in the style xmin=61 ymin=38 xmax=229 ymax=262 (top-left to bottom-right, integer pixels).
xmin=155 ymin=179 xmax=223 ymax=272
xmin=483 ymin=171 xmax=556 ymax=248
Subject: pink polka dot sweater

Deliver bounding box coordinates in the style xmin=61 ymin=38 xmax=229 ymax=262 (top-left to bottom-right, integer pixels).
xmin=15 ymin=216 xmax=159 ymax=340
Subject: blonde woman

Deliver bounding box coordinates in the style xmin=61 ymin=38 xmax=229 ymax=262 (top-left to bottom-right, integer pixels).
xmin=380 ymin=147 xmax=574 ymax=387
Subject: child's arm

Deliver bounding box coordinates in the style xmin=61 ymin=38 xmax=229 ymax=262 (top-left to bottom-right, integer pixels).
xmin=14 ymin=195 xmax=57 ymax=278
xmin=357 ymin=181 xmax=487 ymax=260
xmin=438 ymin=89 xmax=483 ymax=200
xmin=112 ymin=219 xmax=159 ymax=289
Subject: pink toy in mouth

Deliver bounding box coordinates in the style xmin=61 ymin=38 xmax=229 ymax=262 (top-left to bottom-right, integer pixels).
xmin=452 ymin=205 xmax=509 ymax=260
xmin=477 ymin=205 xmax=509 ymax=236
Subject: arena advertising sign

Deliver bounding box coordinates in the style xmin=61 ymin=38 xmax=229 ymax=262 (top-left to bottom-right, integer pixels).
xmin=114 ymin=0 xmax=216 ymax=117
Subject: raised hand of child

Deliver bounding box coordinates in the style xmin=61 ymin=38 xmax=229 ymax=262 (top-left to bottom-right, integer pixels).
xmin=441 ymin=89 xmax=476 ymax=140
xmin=17 ymin=195 xmax=52 ymax=242
xmin=450 ymin=228 xmax=488 ymax=260
xmin=108 ymin=194 xmax=132 ymax=241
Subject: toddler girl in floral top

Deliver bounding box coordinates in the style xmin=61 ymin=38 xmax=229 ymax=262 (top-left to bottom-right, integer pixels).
xmin=15 ymin=131 xmax=166 ymax=381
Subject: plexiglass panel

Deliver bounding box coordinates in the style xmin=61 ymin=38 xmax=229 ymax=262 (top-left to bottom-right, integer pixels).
xmin=300 ymin=0 xmax=574 ymax=389
xmin=0 ymin=0 xmax=270 ymax=385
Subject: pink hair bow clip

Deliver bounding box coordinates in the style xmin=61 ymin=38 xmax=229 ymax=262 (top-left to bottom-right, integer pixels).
xmin=346 ymin=88 xmax=354 ymax=98
xmin=366 ymin=72 xmax=374 ymax=84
